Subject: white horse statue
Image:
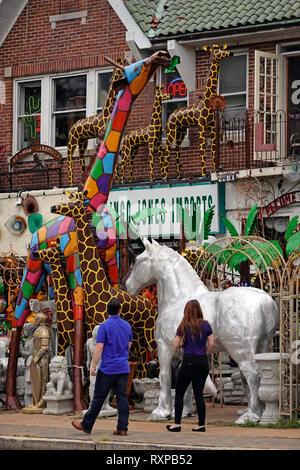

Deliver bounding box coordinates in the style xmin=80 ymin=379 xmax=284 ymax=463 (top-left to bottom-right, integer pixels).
xmin=125 ymin=239 xmax=279 ymax=423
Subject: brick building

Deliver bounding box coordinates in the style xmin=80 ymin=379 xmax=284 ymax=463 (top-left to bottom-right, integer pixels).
xmin=0 ymin=0 xmax=299 ymax=258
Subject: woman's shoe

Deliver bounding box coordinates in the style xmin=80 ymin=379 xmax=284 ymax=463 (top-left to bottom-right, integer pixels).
xmin=166 ymin=424 xmax=181 ymax=432
xmin=192 ymin=426 xmax=206 ymax=432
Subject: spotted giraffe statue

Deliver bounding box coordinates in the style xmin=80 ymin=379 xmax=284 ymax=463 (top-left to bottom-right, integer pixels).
xmin=51 ymin=191 xmax=158 ymax=377
xmin=117 ymin=86 xmax=170 ymax=183
xmin=162 ymin=45 xmax=232 ymax=179
xmin=6 ymin=51 xmax=170 ymax=410
xmin=32 ymin=240 xmax=87 ymax=412
xmin=67 ymin=58 xmax=125 ymax=186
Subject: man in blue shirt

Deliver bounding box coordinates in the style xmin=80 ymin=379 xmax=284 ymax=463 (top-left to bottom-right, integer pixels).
xmin=72 ymin=298 xmax=132 ymax=435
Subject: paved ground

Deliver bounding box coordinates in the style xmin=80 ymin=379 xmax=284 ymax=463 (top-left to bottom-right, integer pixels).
xmin=0 ymin=402 xmax=300 ymax=451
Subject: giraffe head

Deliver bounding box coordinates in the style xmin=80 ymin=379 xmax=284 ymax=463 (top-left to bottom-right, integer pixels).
xmin=51 ymin=191 xmax=87 ymax=221
xmin=203 ymin=44 xmax=233 ymax=62
xmin=155 ymin=86 xmax=170 ymax=103
xmin=32 ymin=238 xmax=61 ymax=263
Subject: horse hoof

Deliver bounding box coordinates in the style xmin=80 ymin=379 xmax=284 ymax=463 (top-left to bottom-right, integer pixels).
xmin=148 ymin=408 xmax=171 ymax=421
xmin=235 ymin=410 xmax=260 ymax=425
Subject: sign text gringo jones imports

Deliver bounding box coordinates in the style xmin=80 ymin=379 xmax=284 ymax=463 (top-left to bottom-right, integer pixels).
xmin=108 ymin=183 xmax=221 ymax=238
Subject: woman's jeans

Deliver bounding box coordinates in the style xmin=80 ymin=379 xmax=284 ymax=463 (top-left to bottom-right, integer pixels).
xmin=81 ymin=370 xmax=129 ymax=432
xmin=175 ymin=354 xmax=209 ymax=426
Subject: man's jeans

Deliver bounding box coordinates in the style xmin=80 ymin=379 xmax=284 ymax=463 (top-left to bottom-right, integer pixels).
xmin=81 ymin=370 xmax=129 ymax=432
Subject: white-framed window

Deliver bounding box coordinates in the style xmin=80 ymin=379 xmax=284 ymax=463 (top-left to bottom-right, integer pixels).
xmin=52 ymin=74 xmax=87 ymax=148
xmin=219 ymin=52 xmax=248 ymax=119
xmin=13 ymin=67 xmax=114 ymax=156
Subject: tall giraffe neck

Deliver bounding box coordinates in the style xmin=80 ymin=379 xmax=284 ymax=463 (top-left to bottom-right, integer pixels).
xmin=83 ymin=51 xmax=169 ymax=213
xmin=150 ymin=97 xmax=163 ymax=126
xmin=203 ymin=56 xmax=221 ymax=101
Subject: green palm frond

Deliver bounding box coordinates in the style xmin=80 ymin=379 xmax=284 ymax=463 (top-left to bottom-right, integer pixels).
xmin=244 ymin=204 xmax=258 ymax=236
xmin=286 ymin=231 xmax=300 ymax=257
xmin=203 ymin=205 xmax=215 ymax=240
xmin=284 ymin=216 xmax=299 ymax=241
xmin=219 ymin=214 xmax=239 ymax=237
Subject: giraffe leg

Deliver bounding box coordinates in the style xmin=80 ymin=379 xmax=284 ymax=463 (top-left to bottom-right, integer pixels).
xmin=129 ymin=147 xmax=139 ymax=183
xmin=207 ymin=123 xmax=217 ymax=172
xmin=120 ymin=140 xmax=131 ymax=183
xmin=156 ymin=140 xmax=164 ymax=179
xmin=78 ymin=139 xmax=88 ymax=177
xmin=148 ymin=139 xmax=155 ymax=181
xmin=67 ymin=134 xmax=78 ymax=186
xmin=163 ymin=124 xmax=176 ymax=180
xmin=174 ymin=129 xmax=186 ymax=179
xmin=198 ymin=125 xmax=207 ymax=176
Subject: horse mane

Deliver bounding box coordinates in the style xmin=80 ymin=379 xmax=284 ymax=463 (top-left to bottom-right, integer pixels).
xmin=160 ymin=244 xmax=208 ymax=290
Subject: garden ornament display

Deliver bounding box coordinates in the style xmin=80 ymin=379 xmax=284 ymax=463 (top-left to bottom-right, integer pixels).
xmin=67 ymin=59 xmax=125 ymax=186
xmin=31 ymin=241 xmax=87 ymax=411
xmin=162 ymin=44 xmax=232 ymax=179
xmin=6 ymin=50 xmax=169 ymax=410
xmin=51 ymin=191 xmax=158 ymax=378
xmin=125 ymin=239 xmax=279 ymax=423
xmin=117 ymin=86 xmax=170 ymax=183
xmin=22 ymin=311 xmax=50 ymax=413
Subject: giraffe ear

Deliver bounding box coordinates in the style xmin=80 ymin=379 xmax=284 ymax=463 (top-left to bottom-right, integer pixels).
xmin=66 ymin=190 xmax=75 ymax=200
xmin=203 ymin=45 xmax=208 ymax=51
xmin=223 ymin=43 xmax=228 ymax=50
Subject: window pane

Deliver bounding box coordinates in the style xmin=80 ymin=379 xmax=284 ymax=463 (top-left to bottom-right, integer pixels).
xmin=18 ymin=115 xmax=41 ymax=148
xmin=55 ymin=110 xmax=86 ymax=147
xmin=222 ymin=94 xmax=246 ymax=119
xmin=54 ymin=75 xmax=86 ymax=111
xmin=97 ymin=71 xmax=113 ymax=110
xmin=219 ymin=55 xmax=247 ymax=94
xmin=18 ymin=81 xmax=41 ymax=116
xmin=162 ymin=67 xmax=187 ymax=99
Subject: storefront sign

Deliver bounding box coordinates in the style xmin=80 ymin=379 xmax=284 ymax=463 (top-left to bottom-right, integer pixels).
xmin=108 ymin=182 xmax=224 ymax=238
xmin=258 ymin=191 xmax=300 ymax=218
xmin=10 ymin=145 xmax=62 ymax=167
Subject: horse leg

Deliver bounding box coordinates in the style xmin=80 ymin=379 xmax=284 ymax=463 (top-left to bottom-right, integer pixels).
xmin=149 ymin=341 xmax=173 ymax=421
xmin=234 ymin=359 xmax=264 ymax=423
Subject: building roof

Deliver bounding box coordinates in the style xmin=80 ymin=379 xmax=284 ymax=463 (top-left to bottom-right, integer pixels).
xmin=124 ymin=0 xmax=300 ymax=40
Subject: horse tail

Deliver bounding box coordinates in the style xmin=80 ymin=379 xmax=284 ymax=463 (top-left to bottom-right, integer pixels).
xmin=262 ymin=293 xmax=279 ymax=338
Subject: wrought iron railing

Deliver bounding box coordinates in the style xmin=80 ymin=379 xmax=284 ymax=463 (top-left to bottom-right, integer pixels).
xmin=215 ymin=110 xmax=299 ymax=173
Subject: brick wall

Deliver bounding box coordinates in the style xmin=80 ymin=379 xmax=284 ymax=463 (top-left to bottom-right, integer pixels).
xmin=1 ymin=1 xmax=300 ymax=190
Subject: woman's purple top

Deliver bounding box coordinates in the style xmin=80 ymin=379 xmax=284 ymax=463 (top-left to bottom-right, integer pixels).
xmin=176 ymin=320 xmax=213 ymax=356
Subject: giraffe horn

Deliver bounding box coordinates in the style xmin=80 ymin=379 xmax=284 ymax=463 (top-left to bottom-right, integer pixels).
xmin=223 ymin=43 xmax=228 ymax=49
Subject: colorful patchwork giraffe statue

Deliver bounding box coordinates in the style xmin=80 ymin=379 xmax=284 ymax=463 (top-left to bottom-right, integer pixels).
xmin=67 ymin=59 xmax=125 ymax=186
xmin=31 ymin=240 xmax=87 ymax=412
xmin=117 ymin=86 xmax=170 ymax=183
xmin=161 ymin=45 xmax=232 ymax=179
xmin=51 ymin=191 xmax=158 ymax=377
xmin=5 ymin=50 xmax=170 ymax=410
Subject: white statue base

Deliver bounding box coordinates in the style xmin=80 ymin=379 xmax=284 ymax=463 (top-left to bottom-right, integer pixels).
xmin=42 ymin=394 xmax=73 ymax=414
xmin=81 ymin=394 xmax=117 ymax=418
xmin=255 ymin=352 xmax=288 ymax=425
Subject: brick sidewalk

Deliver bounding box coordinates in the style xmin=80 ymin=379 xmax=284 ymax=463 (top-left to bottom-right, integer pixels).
xmin=0 ymin=403 xmax=300 ymax=450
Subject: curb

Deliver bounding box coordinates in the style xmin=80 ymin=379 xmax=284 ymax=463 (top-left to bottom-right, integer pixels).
xmin=0 ymin=435 xmax=271 ymax=451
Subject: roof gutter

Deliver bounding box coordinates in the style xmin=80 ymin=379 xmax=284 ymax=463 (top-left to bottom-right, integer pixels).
xmin=148 ymin=19 xmax=300 ymax=45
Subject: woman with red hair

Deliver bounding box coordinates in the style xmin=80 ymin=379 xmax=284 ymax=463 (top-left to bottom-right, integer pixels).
xmin=166 ymin=299 xmax=214 ymax=433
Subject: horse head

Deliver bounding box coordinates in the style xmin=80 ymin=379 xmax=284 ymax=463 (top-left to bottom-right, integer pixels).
xmin=125 ymin=238 xmax=164 ymax=295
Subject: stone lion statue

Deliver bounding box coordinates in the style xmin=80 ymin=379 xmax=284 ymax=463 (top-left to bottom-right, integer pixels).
xmin=45 ymin=356 xmax=73 ymax=397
